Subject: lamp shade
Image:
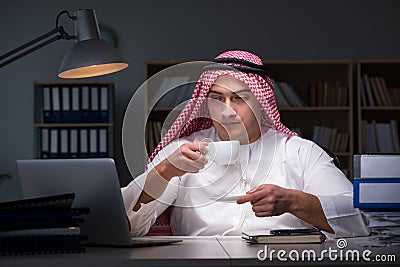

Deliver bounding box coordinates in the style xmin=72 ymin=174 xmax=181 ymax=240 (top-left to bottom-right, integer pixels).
xmin=58 ymin=38 xmax=128 ymax=78
xmin=58 ymin=9 xmax=128 ymax=78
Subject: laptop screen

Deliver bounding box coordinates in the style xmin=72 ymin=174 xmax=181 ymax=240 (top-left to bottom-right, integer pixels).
xmin=17 ymin=158 xmax=132 ymax=246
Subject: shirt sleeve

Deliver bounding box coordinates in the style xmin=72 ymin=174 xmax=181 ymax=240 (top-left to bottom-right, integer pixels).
xmin=298 ymin=141 xmax=369 ymax=238
xmin=122 ymin=174 xmax=180 ymax=236
xmin=120 ymin=143 xmax=181 ymax=237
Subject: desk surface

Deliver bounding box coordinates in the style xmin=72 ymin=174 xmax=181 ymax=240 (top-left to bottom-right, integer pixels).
xmin=1 ymin=236 xmax=399 ymax=267
xmin=216 ymin=236 xmax=400 ymax=266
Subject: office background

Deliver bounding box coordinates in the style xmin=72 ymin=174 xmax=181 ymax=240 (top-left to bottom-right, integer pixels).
xmin=0 ymin=0 xmax=399 ymax=201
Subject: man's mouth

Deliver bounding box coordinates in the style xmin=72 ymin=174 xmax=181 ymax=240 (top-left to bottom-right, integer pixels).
xmin=220 ymin=121 xmax=241 ymax=127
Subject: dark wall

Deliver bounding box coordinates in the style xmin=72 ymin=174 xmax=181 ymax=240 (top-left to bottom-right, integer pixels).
xmin=0 ymin=0 xmax=399 ymax=200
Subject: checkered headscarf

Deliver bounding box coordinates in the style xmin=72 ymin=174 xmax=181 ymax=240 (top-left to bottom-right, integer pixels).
xmin=147 ymin=50 xmax=297 ymax=165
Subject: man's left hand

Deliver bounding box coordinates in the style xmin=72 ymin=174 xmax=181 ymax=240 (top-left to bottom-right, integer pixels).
xmin=236 ymin=184 xmax=293 ymax=217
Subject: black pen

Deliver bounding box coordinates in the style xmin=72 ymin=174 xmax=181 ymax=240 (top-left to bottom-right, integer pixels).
xmin=270 ymin=228 xmax=321 ymax=236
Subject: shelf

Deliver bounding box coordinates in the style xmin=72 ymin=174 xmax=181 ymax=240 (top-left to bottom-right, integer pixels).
xmin=335 ymin=152 xmax=352 ymax=156
xmin=34 ymin=123 xmax=114 ymax=128
xmin=361 ymin=106 xmax=400 ymax=111
xmin=150 ymin=107 xmax=183 ymax=112
xmin=33 ymin=82 xmax=115 ymax=159
xmin=357 ymin=61 xmax=400 ymax=155
xmin=150 ymin=106 xmax=352 ymax=113
xmin=279 ymin=107 xmax=351 ymax=112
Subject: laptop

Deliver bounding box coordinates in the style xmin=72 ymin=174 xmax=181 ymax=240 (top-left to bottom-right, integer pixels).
xmin=16 ymin=158 xmax=182 ymax=247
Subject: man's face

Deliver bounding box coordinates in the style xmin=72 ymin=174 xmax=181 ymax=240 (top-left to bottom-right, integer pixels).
xmin=207 ymin=75 xmax=262 ymax=144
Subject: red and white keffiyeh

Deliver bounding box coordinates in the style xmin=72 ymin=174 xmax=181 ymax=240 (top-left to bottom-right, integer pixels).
xmin=148 ymin=50 xmax=297 ymax=165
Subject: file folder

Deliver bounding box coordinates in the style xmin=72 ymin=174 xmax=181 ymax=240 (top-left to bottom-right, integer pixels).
xmin=60 ymin=129 xmax=69 ymax=158
xmin=70 ymin=129 xmax=79 ymax=159
xmin=354 ymin=154 xmax=400 ymax=178
xmin=89 ymin=129 xmax=98 ymax=158
xmin=71 ymin=86 xmax=80 ymax=123
xmin=42 ymin=86 xmax=52 ymax=123
xmin=61 ymin=86 xmax=72 ymax=123
xmin=40 ymin=128 xmax=49 ymax=159
xmin=49 ymin=129 xmax=59 ymax=158
xmin=99 ymin=86 xmax=109 ymax=122
xmin=99 ymin=128 xmax=108 ymax=157
xmin=51 ymin=86 xmax=62 ymax=123
xmin=90 ymin=86 xmax=100 ymax=122
xmin=79 ymin=129 xmax=89 ymax=158
xmin=80 ymin=86 xmax=90 ymax=123
xmin=353 ymin=178 xmax=400 ymax=209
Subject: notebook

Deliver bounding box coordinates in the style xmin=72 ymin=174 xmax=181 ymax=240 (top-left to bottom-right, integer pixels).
xmin=16 ymin=158 xmax=182 ymax=247
xmin=242 ymin=228 xmax=326 ymax=244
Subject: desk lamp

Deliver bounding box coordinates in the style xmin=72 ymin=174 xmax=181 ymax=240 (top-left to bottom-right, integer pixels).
xmin=0 ymin=9 xmax=128 ymax=78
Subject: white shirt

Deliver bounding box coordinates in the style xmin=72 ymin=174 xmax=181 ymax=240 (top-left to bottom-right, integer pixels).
xmin=122 ymin=127 xmax=368 ymax=237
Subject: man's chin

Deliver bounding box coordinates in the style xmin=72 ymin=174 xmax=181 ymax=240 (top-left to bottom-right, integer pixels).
xmin=221 ymin=131 xmax=249 ymax=143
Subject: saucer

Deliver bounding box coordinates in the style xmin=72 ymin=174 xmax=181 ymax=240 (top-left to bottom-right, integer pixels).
xmin=210 ymin=193 xmax=247 ymax=202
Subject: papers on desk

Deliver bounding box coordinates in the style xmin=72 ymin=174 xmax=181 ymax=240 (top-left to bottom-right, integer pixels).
xmin=361 ymin=210 xmax=400 ymax=246
xmin=242 ymin=229 xmax=326 ymax=244
xmin=355 ymin=236 xmax=400 ymax=247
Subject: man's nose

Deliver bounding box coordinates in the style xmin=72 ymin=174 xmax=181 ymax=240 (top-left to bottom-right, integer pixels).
xmin=220 ymin=101 xmax=236 ymax=118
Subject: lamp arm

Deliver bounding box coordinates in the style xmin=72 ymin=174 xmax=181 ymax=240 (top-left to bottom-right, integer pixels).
xmin=0 ymin=26 xmax=76 ymax=69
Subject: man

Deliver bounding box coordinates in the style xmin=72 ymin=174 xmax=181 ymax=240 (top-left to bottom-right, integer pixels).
xmin=122 ymin=50 xmax=368 ymax=237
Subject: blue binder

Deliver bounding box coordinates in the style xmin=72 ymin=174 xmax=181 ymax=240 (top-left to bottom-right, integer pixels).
xmin=78 ymin=128 xmax=89 ymax=158
xmin=80 ymin=86 xmax=91 ymax=123
xmin=354 ymin=178 xmax=400 ymax=209
xmin=90 ymin=86 xmax=100 ymax=122
xmin=42 ymin=87 xmax=52 ymax=123
xmin=51 ymin=86 xmax=62 ymax=123
xmin=70 ymin=86 xmax=81 ymax=123
xmin=61 ymin=86 xmax=73 ymax=123
xmin=40 ymin=128 xmax=49 ymax=159
xmin=98 ymin=128 xmax=108 ymax=158
xmin=48 ymin=128 xmax=59 ymax=158
xmin=99 ymin=86 xmax=109 ymax=122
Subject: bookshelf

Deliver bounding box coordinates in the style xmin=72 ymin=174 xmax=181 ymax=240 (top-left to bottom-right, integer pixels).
xmin=144 ymin=61 xmax=202 ymax=156
xmin=265 ymin=61 xmax=353 ymax=178
xmin=356 ymin=61 xmax=400 ymax=154
xmin=145 ymin=61 xmax=354 ymax=178
xmin=33 ymin=81 xmax=115 ymax=159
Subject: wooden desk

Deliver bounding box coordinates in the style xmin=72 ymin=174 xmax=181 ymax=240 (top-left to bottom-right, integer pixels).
xmin=0 ymin=236 xmax=398 ymax=267
xmin=216 ymin=236 xmax=399 ymax=266
xmin=0 ymin=237 xmax=230 ymax=267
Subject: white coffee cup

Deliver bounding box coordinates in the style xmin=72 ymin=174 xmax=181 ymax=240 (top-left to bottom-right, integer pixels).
xmin=205 ymin=140 xmax=240 ymax=166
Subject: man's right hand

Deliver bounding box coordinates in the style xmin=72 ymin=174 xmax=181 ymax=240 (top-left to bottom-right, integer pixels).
xmin=156 ymin=141 xmax=209 ymax=180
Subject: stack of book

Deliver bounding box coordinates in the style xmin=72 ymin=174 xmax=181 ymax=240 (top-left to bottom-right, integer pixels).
xmin=353 ymin=155 xmax=400 ymax=246
xmin=272 ymin=79 xmax=348 ymax=108
xmin=0 ymin=193 xmax=89 ymax=255
xmin=360 ymin=75 xmax=399 ymax=107
xmin=360 ymin=120 xmax=400 ymax=153
xmin=271 ymin=79 xmax=307 ymax=108
xmin=312 ymin=126 xmax=349 ymax=153
xmin=309 ymin=81 xmax=348 ymax=107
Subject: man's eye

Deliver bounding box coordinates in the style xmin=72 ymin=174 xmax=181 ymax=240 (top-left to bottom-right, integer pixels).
xmin=210 ymin=96 xmax=223 ymax=101
xmin=234 ymin=95 xmax=247 ymax=101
